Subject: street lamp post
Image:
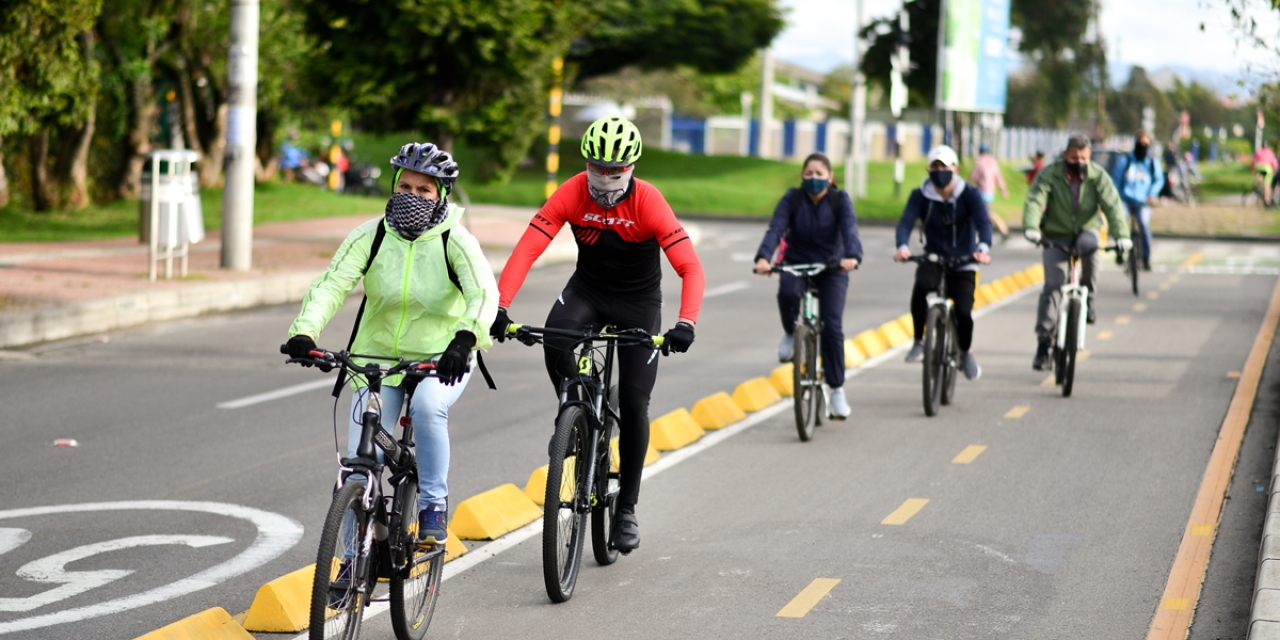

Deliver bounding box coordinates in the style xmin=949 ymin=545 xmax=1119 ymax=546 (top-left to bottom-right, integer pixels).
xmin=221 ymin=0 xmax=259 ymax=271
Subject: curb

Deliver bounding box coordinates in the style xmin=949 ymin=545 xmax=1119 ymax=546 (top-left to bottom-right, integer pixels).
xmin=134 ymin=607 xmax=253 ymax=640
xmin=138 ymin=257 xmax=1046 ymax=638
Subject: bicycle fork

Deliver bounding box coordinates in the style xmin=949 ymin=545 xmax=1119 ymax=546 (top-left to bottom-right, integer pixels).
xmin=1056 ymin=285 xmax=1088 ymax=351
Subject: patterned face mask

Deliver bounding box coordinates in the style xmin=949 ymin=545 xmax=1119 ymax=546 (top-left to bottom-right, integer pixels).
xmin=385 ymin=192 xmax=448 ymax=240
xmin=586 ymin=165 xmax=633 ymax=209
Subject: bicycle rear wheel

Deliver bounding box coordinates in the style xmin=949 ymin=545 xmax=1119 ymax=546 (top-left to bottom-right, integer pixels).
xmin=389 ymin=481 xmax=442 ymax=640
xmin=792 ymin=323 xmax=819 ymax=441
xmin=922 ymin=305 xmax=945 ymax=416
xmin=940 ymin=314 xmax=959 ymax=406
xmin=591 ymin=386 xmax=620 ymax=566
xmin=1062 ymin=298 xmax=1080 ymax=397
xmin=309 ymin=480 xmax=369 ymax=640
xmin=543 ymin=404 xmax=588 ymax=602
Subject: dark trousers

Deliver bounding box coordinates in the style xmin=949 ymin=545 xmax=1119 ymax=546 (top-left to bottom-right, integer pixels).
xmin=543 ymin=285 xmax=660 ymax=509
xmin=910 ymin=263 xmax=977 ymax=351
xmin=777 ymin=269 xmax=849 ymax=388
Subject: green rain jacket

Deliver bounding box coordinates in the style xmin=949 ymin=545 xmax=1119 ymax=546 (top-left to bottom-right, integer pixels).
xmin=1022 ymin=158 xmax=1130 ymax=241
xmin=289 ymin=203 xmax=498 ymax=387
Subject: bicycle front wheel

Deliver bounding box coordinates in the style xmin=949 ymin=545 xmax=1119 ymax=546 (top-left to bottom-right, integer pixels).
xmin=390 ymin=483 xmax=443 ymax=640
xmin=310 ymin=480 xmax=370 ymax=640
xmin=922 ymin=305 xmax=945 ymax=416
xmin=940 ymin=313 xmax=959 ymax=406
xmin=543 ymin=404 xmax=588 ymax=602
xmin=591 ymin=386 xmax=621 ymax=566
xmin=792 ymin=323 xmax=819 ymax=441
xmin=1062 ymin=298 xmax=1080 ymax=397
xmin=1129 ymin=241 xmax=1141 ymax=296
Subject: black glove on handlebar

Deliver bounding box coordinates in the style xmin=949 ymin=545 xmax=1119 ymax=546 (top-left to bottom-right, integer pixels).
xmin=662 ymin=322 xmax=695 ymax=356
xmin=286 ymin=335 xmax=317 ymax=367
xmin=437 ymin=331 xmax=476 ymax=386
xmin=489 ymin=307 xmax=512 ymax=343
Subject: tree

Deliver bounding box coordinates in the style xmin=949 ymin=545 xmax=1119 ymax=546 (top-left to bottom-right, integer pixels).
xmin=859 ymin=0 xmax=940 ymax=109
xmin=0 ymin=0 xmax=103 ymax=210
xmin=568 ymin=0 xmax=784 ymax=80
xmin=1105 ymin=66 xmax=1176 ymax=136
xmin=1009 ymin=0 xmax=1103 ymax=128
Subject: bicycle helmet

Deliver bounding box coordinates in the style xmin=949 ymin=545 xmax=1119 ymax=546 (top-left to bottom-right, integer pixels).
xmin=390 ymin=142 xmax=459 ymax=194
xmin=581 ymin=116 xmax=642 ymax=168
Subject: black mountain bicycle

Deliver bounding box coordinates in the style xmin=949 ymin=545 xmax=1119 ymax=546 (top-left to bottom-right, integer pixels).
xmin=505 ymin=323 xmax=664 ymax=603
xmin=907 ymin=254 xmax=974 ymax=416
xmin=769 ymin=262 xmax=838 ymax=441
xmin=282 ymin=346 xmax=447 ymax=640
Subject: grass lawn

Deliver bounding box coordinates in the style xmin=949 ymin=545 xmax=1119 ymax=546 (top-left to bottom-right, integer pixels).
xmin=1195 ymin=161 xmax=1258 ymax=202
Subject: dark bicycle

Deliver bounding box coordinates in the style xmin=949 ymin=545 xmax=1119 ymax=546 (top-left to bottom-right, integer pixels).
xmin=907 ymin=254 xmax=974 ymax=416
xmin=769 ymin=262 xmax=840 ymax=441
xmin=1122 ymin=214 xmax=1141 ymax=296
xmin=281 ymin=346 xmax=448 ymax=640
xmin=505 ymin=323 xmax=664 ymax=603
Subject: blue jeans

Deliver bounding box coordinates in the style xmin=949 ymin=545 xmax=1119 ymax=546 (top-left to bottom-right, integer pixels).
xmin=1124 ymin=201 xmax=1152 ymax=264
xmin=347 ymin=370 xmax=470 ymax=510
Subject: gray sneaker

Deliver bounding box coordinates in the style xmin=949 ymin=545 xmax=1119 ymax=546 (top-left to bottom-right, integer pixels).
xmin=904 ymin=341 xmax=924 ymax=363
xmin=777 ymin=333 xmax=794 ymax=362
xmin=961 ymin=352 xmax=982 ymax=380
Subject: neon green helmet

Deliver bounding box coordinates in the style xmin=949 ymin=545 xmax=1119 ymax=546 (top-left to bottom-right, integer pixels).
xmin=581 ymin=116 xmax=642 ymax=168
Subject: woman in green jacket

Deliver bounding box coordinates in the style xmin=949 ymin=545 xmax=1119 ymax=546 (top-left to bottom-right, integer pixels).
xmin=285 ymin=142 xmax=499 ymax=545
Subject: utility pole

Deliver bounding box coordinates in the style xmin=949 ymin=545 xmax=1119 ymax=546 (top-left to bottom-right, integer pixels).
xmin=889 ymin=3 xmax=910 ymax=197
xmin=545 ymin=57 xmax=564 ymax=201
xmin=221 ymin=0 xmax=259 ymax=271
xmin=846 ymin=0 xmax=868 ymax=198
xmin=758 ymin=48 xmax=775 ymax=159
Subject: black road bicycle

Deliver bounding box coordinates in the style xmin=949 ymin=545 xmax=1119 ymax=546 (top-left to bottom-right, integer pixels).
xmin=282 ymin=346 xmax=447 ymax=640
xmin=908 ymin=254 xmax=974 ymax=416
xmin=505 ymin=324 xmax=664 ymax=603
xmin=769 ymin=262 xmax=840 ymax=441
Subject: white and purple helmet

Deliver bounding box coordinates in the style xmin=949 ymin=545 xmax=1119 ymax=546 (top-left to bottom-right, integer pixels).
xmin=390 ymin=142 xmax=459 ymax=193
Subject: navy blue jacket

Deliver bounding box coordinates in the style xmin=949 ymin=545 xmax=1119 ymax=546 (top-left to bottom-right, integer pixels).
xmin=755 ymin=188 xmax=862 ymax=265
xmin=895 ymin=178 xmax=992 ymax=260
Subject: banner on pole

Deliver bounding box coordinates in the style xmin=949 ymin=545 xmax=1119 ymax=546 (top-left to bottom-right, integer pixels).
xmin=938 ymin=0 xmax=1010 ymax=113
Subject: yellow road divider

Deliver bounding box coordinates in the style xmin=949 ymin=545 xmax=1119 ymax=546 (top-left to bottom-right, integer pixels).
xmin=452 ymin=483 xmax=542 ymax=540
xmin=136 ymin=607 xmax=253 ymax=640
xmin=877 ymin=320 xmax=911 ymax=348
xmin=769 ymin=363 xmax=794 ymax=396
xmin=524 ymin=465 xmax=550 ymax=505
xmin=895 ymin=313 xmax=913 ymax=336
xmin=977 ymin=283 xmax=999 ymax=304
xmin=650 ymin=408 xmax=705 ymax=451
xmin=990 ymin=278 xmax=1012 ymax=298
xmin=732 ymin=377 xmax=783 ymax=412
xmin=852 ymin=329 xmax=888 ymax=358
xmin=692 ymin=391 xmax=747 ymax=429
xmin=242 ymin=565 xmax=313 ymax=633
xmin=881 ymin=498 xmax=930 ymax=525
xmin=1026 ymin=263 xmax=1045 ymax=281
xmin=776 ymin=578 xmax=841 ymax=618
xmin=843 ymin=339 xmax=866 ymax=368
xmin=1010 ymin=271 xmax=1032 ymax=289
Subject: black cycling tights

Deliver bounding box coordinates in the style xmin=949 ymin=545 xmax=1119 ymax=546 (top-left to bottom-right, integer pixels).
xmin=543 ymin=286 xmax=661 ymax=511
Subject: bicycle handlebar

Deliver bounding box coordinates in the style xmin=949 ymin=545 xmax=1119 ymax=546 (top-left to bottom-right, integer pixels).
xmin=905 ymin=253 xmax=977 ymax=268
xmin=278 ymin=344 xmax=438 ymax=378
xmin=764 ymin=261 xmax=843 ymax=277
xmin=503 ymin=324 xmax=665 ymax=349
xmin=1036 ymin=239 xmax=1123 ymax=255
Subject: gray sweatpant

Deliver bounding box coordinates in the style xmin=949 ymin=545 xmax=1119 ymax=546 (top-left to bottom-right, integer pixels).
xmin=1036 ymin=229 xmax=1100 ymax=341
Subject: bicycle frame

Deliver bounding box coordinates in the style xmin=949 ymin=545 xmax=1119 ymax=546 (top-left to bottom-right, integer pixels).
xmin=773 ymin=263 xmax=833 ymax=402
xmin=1056 ymin=256 xmax=1089 ymax=353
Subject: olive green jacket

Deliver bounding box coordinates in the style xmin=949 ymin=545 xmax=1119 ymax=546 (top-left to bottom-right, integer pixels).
xmin=289 ymin=204 xmax=498 ymax=387
xmin=1022 ymin=158 xmax=1129 ymax=241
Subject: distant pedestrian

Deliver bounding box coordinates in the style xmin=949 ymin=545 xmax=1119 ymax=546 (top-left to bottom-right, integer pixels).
xmin=1026 ymin=151 xmax=1045 ymax=184
xmin=967 ymin=144 xmax=1010 ymax=241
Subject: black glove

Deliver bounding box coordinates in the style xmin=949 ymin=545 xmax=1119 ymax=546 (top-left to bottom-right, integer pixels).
xmin=437 ymin=331 xmax=476 ymax=386
xmin=286 ymin=335 xmax=317 ymax=364
xmin=489 ymin=307 xmax=512 ymax=343
xmin=661 ymin=322 xmax=695 ymax=356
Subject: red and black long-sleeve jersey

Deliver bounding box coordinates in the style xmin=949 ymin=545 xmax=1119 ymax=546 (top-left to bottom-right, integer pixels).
xmin=497 ymin=172 xmax=705 ymax=323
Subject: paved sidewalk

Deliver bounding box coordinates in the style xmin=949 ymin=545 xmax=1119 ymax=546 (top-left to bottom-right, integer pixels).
xmin=0 ymin=204 xmax=574 ymax=349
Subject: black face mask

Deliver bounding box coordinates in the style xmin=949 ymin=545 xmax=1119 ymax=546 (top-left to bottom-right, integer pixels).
xmin=929 ymin=170 xmax=954 ymax=189
xmin=1067 ymin=161 xmax=1087 ymax=177
xmin=1134 ymin=143 xmax=1149 ymax=160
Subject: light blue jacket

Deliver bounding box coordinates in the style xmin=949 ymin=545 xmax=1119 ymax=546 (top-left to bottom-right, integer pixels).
xmin=1110 ymin=152 xmax=1164 ymax=207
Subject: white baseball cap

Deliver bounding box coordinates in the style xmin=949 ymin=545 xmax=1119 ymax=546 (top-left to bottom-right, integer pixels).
xmin=927 ymin=145 xmax=959 ymax=167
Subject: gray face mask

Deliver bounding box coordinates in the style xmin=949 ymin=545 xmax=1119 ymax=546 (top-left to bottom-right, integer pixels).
xmin=385 ymin=192 xmax=448 ymax=240
xmin=586 ymin=167 xmax=633 ymax=209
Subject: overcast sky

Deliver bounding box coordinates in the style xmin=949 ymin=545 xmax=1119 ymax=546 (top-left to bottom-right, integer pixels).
xmin=772 ymin=0 xmax=1279 ymax=93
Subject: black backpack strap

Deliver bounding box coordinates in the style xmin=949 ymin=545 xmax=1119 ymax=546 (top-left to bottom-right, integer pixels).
xmin=441 ymin=228 xmax=496 ymax=390
xmin=332 ymin=220 xmax=387 ymax=398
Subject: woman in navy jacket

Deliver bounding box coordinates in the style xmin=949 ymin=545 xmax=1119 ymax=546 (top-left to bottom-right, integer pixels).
xmin=754 ymin=152 xmax=862 ymax=419
xmin=894 ymin=145 xmax=993 ymax=380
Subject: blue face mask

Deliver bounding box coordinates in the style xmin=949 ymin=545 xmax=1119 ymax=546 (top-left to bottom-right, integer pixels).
xmin=802 ymin=177 xmax=829 ymax=194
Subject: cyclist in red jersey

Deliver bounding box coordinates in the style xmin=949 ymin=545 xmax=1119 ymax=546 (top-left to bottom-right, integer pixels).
xmin=490 ymin=116 xmax=704 ymax=553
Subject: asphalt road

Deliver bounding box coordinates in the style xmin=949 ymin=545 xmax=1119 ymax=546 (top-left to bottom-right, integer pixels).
xmin=0 ymin=221 xmax=1277 ymax=639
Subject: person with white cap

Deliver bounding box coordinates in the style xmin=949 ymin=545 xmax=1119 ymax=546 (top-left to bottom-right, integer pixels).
xmin=895 ymin=145 xmax=993 ymax=380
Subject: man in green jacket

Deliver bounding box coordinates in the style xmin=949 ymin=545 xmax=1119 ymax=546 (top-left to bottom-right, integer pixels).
xmin=286 ymin=142 xmax=499 ymax=545
xmin=1023 ymin=135 xmax=1132 ymax=370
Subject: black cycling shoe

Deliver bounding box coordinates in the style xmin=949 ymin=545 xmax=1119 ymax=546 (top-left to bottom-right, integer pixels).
xmin=1086 ymin=300 xmax=1097 ymax=324
xmin=1032 ymin=339 xmax=1052 ymax=371
xmin=611 ymin=510 xmax=640 ymax=554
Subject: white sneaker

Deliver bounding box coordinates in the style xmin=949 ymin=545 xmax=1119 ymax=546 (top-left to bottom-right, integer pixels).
xmin=777 ymin=333 xmax=794 ymax=362
xmin=829 ymin=386 xmax=851 ymax=420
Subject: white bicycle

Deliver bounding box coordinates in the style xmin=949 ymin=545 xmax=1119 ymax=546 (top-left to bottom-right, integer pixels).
xmin=1040 ymin=239 xmax=1120 ymax=397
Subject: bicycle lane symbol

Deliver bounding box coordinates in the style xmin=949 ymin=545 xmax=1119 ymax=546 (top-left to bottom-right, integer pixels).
xmin=0 ymin=501 xmax=303 ymax=635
